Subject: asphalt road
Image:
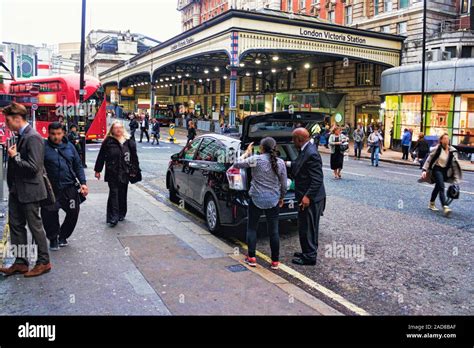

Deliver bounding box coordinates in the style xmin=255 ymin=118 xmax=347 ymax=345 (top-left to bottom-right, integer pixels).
xmin=86 ymin=137 xmax=473 ymax=316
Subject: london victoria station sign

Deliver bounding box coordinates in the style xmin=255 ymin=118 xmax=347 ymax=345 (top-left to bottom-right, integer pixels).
xmin=299 ymin=28 xmax=367 ymax=45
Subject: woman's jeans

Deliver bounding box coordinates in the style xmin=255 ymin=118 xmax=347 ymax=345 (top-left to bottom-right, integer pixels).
xmin=431 ymin=166 xmax=449 ymax=206
xmin=371 ymin=146 xmax=380 ymax=166
xmin=247 ymin=200 xmax=280 ymax=262
xmin=402 ymin=145 xmax=410 ymax=160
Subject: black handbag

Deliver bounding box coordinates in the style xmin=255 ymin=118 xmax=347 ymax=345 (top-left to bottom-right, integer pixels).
xmin=129 ymin=163 xmax=142 ymax=184
xmin=40 ymin=172 xmax=56 ymax=207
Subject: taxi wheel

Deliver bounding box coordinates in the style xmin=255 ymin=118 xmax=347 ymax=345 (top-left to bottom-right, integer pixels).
xmin=169 ymin=177 xmax=179 ymax=204
xmin=205 ymin=196 xmax=220 ymax=233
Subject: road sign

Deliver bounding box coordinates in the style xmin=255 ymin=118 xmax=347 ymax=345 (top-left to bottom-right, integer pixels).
xmin=31 ymin=104 xmax=38 ymax=111
xmin=29 ymin=87 xmax=39 ymax=97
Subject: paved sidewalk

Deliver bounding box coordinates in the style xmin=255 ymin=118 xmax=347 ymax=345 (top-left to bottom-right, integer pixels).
xmin=0 ymin=169 xmax=339 ymax=316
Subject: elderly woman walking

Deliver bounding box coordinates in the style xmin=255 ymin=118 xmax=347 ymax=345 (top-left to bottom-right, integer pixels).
xmin=233 ymin=137 xmax=288 ymax=270
xmin=94 ymin=121 xmax=141 ymax=227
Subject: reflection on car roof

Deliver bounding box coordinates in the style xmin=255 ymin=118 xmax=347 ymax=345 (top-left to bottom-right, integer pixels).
xmin=197 ymin=133 xmax=241 ymax=148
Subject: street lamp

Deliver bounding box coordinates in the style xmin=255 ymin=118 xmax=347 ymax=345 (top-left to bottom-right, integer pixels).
xmin=420 ymin=0 xmax=427 ymax=134
xmin=78 ymin=0 xmax=87 ymax=167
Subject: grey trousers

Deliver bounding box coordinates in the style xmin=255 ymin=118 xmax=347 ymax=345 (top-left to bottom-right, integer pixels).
xmin=9 ymin=193 xmax=50 ymax=265
xmin=297 ymin=198 xmax=325 ymax=262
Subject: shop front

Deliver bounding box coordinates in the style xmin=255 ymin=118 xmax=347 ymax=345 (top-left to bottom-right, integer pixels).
xmin=381 ymin=59 xmax=474 ymax=147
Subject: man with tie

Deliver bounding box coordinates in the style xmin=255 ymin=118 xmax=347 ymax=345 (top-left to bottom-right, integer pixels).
xmin=287 ymin=128 xmax=326 ymax=266
xmin=0 ymin=102 xmax=52 ymax=278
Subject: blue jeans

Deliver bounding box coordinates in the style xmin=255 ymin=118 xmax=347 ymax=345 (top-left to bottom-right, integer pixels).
xmin=354 ymin=141 xmax=363 ymax=158
xmin=431 ymin=166 xmax=448 ymax=206
xmin=371 ymin=146 xmax=380 ymax=166
xmin=247 ymin=200 xmax=280 ymax=262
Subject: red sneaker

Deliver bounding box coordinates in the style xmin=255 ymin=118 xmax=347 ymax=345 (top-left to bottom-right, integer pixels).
xmin=244 ymin=256 xmax=257 ymax=267
xmin=271 ymin=261 xmax=280 ymax=270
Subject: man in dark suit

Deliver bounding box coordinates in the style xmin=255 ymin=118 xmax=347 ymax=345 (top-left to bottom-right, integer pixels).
xmin=139 ymin=114 xmax=150 ymax=143
xmin=0 ymin=102 xmax=52 ymax=277
xmin=288 ymin=128 xmax=326 ymax=266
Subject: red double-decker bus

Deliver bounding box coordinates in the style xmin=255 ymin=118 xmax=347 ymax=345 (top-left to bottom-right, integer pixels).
xmin=9 ymin=74 xmax=107 ymax=140
xmin=0 ymin=79 xmax=14 ymax=145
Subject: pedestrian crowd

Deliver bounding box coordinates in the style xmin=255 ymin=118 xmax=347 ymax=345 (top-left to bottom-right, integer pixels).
xmin=0 ymin=102 xmax=141 ymax=278
xmin=0 ymin=101 xmax=464 ymax=278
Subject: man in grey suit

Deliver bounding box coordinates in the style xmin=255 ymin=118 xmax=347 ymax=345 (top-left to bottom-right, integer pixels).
xmin=287 ymin=128 xmax=326 ymax=266
xmin=0 ymin=102 xmax=52 ymax=278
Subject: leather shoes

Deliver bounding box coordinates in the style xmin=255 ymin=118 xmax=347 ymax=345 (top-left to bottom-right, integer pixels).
xmin=24 ymin=263 xmax=52 ymax=278
xmin=294 ymin=252 xmax=304 ymax=258
xmin=0 ymin=263 xmax=29 ymax=277
xmin=292 ymin=258 xmax=316 ymax=266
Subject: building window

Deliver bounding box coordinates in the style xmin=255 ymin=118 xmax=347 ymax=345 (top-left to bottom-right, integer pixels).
xmin=328 ymin=10 xmax=335 ymax=23
xmin=374 ymin=65 xmax=386 ymax=86
xmin=384 ymin=0 xmax=393 ymax=12
xmin=345 ymin=6 xmax=353 ymax=25
xmin=445 ymin=46 xmax=457 ymax=59
xmin=356 ymin=63 xmax=372 ymax=86
xmin=220 ymin=78 xmax=226 ymax=93
xmin=399 ymin=0 xmax=409 ymax=9
xmin=374 ymin=0 xmax=379 ymax=15
xmin=461 ymin=46 xmax=474 ymax=58
xmin=299 ymin=0 xmax=305 ymax=11
xmin=397 ymin=21 xmax=407 ymax=35
xmin=324 ymin=66 xmax=334 ymax=88
xmin=461 ymin=0 xmax=470 ymax=13
xmin=287 ymin=0 xmax=293 ymax=12
xmin=381 ymin=25 xmax=391 ymax=33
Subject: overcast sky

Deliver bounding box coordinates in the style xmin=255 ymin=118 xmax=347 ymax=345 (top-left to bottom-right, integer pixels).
xmin=0 ymin=0 xmax=182 ymax=46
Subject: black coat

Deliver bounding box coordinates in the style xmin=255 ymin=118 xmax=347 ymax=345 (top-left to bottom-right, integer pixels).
xmin=94 ymin=136 xmax=139 ymax=184
xmin=291 ymin=142 xmax=326 ymax=204
xmin=7 ymin=125 xmax=48 ymax=204
xmin=129 ymin=119 xmax=139 ymax=132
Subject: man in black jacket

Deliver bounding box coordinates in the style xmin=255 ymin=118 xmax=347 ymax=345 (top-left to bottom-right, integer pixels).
xmin=42 ymin=122 xmax=88 ymax=250
xmin=0 ymin=102 xmax=51 ymax=277
xmin=288 ymin=128 xmax=326 ymax=266
xmin=139 ymin=114 xmax=149 ymax=143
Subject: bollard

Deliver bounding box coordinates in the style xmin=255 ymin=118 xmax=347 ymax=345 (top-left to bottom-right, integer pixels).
xmin=168 ymin=123 xmax=176 ymax=143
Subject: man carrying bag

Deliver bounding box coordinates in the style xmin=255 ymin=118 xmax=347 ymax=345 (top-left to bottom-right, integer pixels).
xmin=42 ymin=122 xmax=88 ymax=250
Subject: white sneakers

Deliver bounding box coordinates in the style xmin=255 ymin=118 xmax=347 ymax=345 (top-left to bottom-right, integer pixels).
xmin=429 ymin=202 xmax=439 ymax=211
xmin=429 ymin=202 xmax=452 ymax=217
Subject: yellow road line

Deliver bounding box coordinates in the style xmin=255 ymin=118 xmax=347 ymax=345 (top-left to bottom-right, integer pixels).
xmin=232 ymin=238 xmax=370 ymax=316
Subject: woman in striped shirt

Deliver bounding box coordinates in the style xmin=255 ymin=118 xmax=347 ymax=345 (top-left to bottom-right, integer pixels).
xmin=233 ymin=137 xmax=288 ymax=270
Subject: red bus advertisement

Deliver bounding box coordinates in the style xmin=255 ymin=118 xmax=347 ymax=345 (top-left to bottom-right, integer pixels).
xmin=0 ymin=79 xmax=14 ymax=145
xmin=9 ymin=74 xmax=107 ymax=140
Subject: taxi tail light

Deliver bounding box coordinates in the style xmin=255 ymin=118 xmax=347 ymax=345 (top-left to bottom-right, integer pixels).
xmin=226 ymin=167 xmax=247 ymax=191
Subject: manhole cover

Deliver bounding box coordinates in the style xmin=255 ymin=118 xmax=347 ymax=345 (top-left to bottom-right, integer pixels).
xmin=226 ymin=264 xmax=249 ymax=273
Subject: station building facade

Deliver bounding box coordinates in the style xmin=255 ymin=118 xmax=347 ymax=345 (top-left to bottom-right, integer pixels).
xmin=100 ymin=9 xmax=403 ymax=136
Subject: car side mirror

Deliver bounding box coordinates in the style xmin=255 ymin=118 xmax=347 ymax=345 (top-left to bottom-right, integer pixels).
xmin=171 ymin=153 xmax=180 ymax=161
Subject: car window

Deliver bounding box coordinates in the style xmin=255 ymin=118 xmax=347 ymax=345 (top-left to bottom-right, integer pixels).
xmin=196 ymin=138 xmax=222 ymax=162
xmin=183 ymin=139 xmax=201 ymax=160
